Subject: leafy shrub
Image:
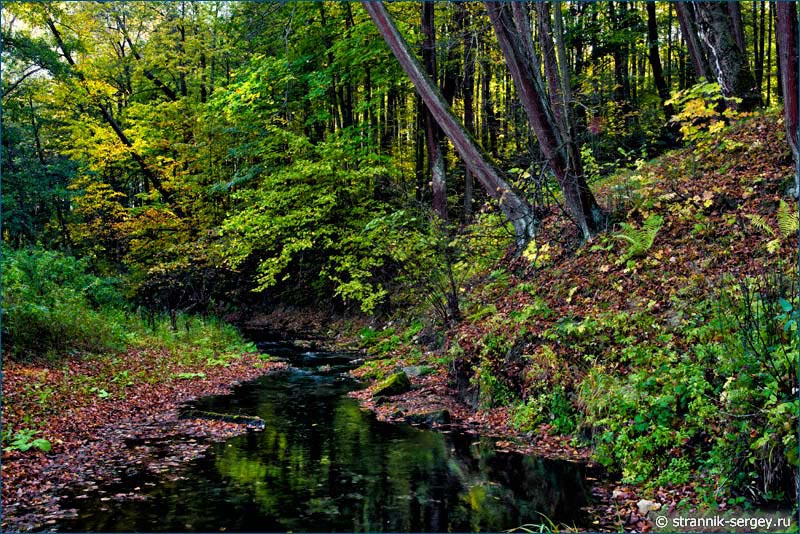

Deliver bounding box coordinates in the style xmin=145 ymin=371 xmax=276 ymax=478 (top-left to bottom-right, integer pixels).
xmin=513 ymin=386 xmax=577 ymax=435
xmin=2 ymin=246 xmax=126 ymax=358
xmin=579 ymin=274 xmax=798 ymax=501
xmin=2 ymin=428 xmax=51 ymax=453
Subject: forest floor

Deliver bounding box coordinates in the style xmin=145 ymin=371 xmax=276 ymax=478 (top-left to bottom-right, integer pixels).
xmin=1 ymin=349 xmax=287 ymax=532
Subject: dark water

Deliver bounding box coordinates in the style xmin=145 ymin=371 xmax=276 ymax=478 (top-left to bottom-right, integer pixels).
xmin=57 ymin=341 xmax=593 ymax=532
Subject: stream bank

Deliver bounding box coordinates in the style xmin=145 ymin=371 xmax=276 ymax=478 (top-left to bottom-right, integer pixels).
xmin=1 ymin=349 xmax=287 ymax=532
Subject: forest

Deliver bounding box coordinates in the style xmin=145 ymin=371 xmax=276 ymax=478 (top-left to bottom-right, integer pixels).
xmin=2 ymin=1 xmax=799 ymax=532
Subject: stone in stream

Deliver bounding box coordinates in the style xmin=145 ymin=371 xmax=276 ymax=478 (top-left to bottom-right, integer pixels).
xmin=372 ymin=371 xmax=411 ymax=397
xmin=404 ymin=409 xmax=451 ymax=428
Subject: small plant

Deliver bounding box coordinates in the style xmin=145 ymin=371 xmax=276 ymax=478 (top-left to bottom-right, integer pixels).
xmin=174 ymin=372 xmax=207 ymax=380
xmin=614 ymin=214 xmax=663 ymax=265
xmin=747 ymin=200 xmax=799 ymax=253
xmin=3 ymin=428 xmax=52 ymax=453
xmin=89 ymin=386 xmax=112 ymax=399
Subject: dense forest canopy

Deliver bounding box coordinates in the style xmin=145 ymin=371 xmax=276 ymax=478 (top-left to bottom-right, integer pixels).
xmin=4 ymin=1 xmax=796 ymax=314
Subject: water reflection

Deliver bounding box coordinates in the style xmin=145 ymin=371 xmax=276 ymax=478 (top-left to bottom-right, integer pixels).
xmin=58 ymin=346 xmax=591 ymax=532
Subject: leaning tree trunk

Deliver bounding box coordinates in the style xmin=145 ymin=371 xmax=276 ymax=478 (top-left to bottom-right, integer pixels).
xmin=693 ymin=1 xmax=761 ymax=111
xmin=485 ymin=1 xmax=602 ymax=239
xmin=776 ymin=1 xmax=799 ymax=193
xmin=362 ymin=0 xmax=537 ymax=247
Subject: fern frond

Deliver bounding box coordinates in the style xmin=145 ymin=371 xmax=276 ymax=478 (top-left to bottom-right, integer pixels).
xmin=777 ymin=200 xmax=798 ymax=239
xmin=613 ymin=215 xmax=663 ymax=264
xmin=746 ymin=214 xmax=776 ymax=237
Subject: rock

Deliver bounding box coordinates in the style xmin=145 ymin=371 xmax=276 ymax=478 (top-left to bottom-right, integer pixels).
xmin=401 ymin=365 xmax=434 ymax=377
xmin=404 ymin=410 xmax=451 ymax=428
xmin=612 ymin=489 xmax=632 ymax=500
xmin=637 ymin=499 xmax=661 ymax=515
xmin=372 ymin=372 xmax=411 ymax=397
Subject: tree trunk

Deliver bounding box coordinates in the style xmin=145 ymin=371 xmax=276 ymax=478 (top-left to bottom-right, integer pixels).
xmin=421 ymin=1 xmax=447 ymax=220
xmin=694 ymin=1 xmax=761 ymax=111
xmin=646 ymin=2 xmax=675 ymax=123
xmin=459 ymin=3 xmax=475 ymax=222
xmin=727 ymin=1 xmax=747 ymax=55
xmin=362 ymin=0 xmax=537 ymax=246
xmin=536 ymin=3 xmax=566 ymax=135
xmin=776 ymin=1 xmax=799 ymax=180
xmin=485 ymin=1 xmax=602 ymax=239
xmin=766 ymin=0 xmax=773 ymax=107
xmin=675 ymin=2 xmax=712 ymax=82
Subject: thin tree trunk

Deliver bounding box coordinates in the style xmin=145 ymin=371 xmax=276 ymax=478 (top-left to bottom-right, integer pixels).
xmin=766 ymin=0 xmax=773 ymax=107
xmin=362 ymin=0 xmax=537 ymax=246
xmin=646 ymin=2 xmax=675 ymax=122
xmin=421 ymin=1 xmax=447 ymax=220
xmin=727 ymin=1 xmax=747 ymax=55
xmin=459 ymin=3 xmax=475 ymax=222
xmin=776 ymin=2 xmax=799 ymax=174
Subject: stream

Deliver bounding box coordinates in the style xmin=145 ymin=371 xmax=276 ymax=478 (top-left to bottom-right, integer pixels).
xmin=56 ymin=340 xmax=594 ymax=532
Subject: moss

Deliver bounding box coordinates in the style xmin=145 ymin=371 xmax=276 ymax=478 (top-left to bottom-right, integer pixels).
xmin=372 ymin=371 xmax=411 ymax=397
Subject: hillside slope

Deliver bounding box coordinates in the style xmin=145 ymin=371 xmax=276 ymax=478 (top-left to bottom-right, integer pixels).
xmin=352 ymin=113 xmax=798 ymax=529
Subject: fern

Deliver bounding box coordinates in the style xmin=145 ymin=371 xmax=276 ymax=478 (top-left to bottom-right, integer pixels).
xmin=747 ymin=213 xmax=776 ymax=237
xmin=777 ymin=200 xmax=798 ymax=239
xmin=614 ymin=214 xmax=664 ymax=264
xmin=749 ymin=202 xmax=798 ymax=253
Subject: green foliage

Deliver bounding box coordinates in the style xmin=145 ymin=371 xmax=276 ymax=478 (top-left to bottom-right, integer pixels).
xmin=512 ymin=386 xmax=577 ymax=435
xmin=613 ymin=214 xmax=663 ymax=265
xmin=748 ymin=200 xmax=800 ymax=253
xmin=473 ymin=359 xmax=516 ymax=409
xmin=2 ymin=246 xmax=126 ymax=358
xmin=2 ymin=428 xmax=52 ymax=453
xmin=579 ymin=276 xmax=798 ymax=499
xmin=175 ymin=372 xmax=207 ymax=381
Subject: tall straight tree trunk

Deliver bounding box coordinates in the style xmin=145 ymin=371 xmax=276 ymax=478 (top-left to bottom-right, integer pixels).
xmin=646 ymin=2 xmax=675 ymax=122
xmin=667 ymin=3 xmax=673 ymax=88
xmin=480 ymin=39 xmax=499 ymax=158
xmin=421 ymin=1 xmax=447 ymax=220
xmin=675 ymin=2 xmax=712 ymax=82
xmin=362 ymin=0 xmax=537 ymax=246
xmin=485 ymin=1 xmax=602 ymax=239
xmin=766 ymin=1 xmax=774 ymax=107
xmin=727 ymin=1 xmax=747 ymax=55
xmin=776 ymin=1 xmax=799 ymax=185
xmin=459 ymin=3 xmax=476 ymax=222
xmin=693 ymin=1 xmax=761 ymax=111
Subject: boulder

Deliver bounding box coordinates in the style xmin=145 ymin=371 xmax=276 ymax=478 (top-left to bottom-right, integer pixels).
xmin=404 ymin=409 xmax=451 ymax=428
xmin=372 ymin=371 xmax=411 ymax=397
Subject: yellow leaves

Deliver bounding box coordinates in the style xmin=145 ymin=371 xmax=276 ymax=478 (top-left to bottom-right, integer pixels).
xmin=522 ymin=240 xmax=551 ymax=269
xmin=701 ymin=190 xmax=714 ymax=208
xmin=566 ymin=286 xmax=579 ymax=304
